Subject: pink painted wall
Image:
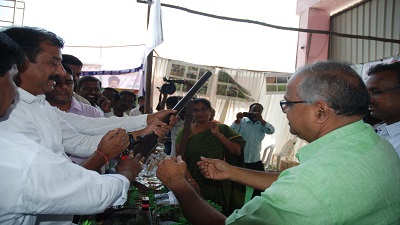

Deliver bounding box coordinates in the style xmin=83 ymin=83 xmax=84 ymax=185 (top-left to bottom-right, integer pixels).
xmin=295 ymin=0 xmax=362 ymax=68
xmin=296 ymin=8 xmax=330 ymax=68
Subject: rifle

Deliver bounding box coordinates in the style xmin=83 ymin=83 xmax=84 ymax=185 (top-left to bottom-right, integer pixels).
xmin=128 ymin=71 xmax=212 ymax=161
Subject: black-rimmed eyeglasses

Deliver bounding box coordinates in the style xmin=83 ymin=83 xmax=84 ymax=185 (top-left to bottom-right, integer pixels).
xmin=368 ymin=86 xmax=400 ymax=98
xmin=279 ymin=100 xmax=310 ymax=112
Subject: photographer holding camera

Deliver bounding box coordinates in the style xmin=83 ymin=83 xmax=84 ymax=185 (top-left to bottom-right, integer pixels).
xmin=231 ymin=103 xmax=275 ymax=198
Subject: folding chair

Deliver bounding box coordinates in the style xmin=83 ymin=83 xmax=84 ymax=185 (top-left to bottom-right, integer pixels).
xmin=261 ymin=144 xmax=276 ymax=171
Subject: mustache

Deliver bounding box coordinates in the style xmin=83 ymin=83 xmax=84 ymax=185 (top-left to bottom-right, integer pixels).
xmin=48 ymin=75 xmax=62 ymax=82
xmin=53 ymin=91 xmax=69 ymax=95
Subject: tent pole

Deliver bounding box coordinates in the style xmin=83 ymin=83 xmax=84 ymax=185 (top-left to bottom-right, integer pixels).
xmin=145 ymin=51 xmax=153 ymax=114
xmin=144 ymin=1 xmax=153 ymax=114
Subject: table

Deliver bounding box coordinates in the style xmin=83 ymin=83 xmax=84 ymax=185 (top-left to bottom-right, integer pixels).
xmin=78 ymin=152 xmax=184 ymax=225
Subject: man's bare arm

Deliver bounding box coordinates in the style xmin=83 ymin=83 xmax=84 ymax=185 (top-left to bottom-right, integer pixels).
xmin=198 ymin=157 xmax=279 ymax=191
xmin=157 ymin=156 xmax=226 ymax=225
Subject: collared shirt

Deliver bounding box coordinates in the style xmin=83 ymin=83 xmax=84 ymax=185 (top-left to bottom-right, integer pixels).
xmin=0 ymin=131 xmax=129 ymax=225
xmin=0 ymin=88 xmax=148 ymax=151
xmin=129 ymin=107 xmax=143 ymax=116
xmin=94 ymin=104 xmax=115 ymax=118
xmin=73 ymin=92 xmax=91 ymax=105
xmin=68 ymin=97 xmax=103 ymax=118
xmin=67 ymin=98 xmax=103 ymax=164
xmin=227 ymin=120 xmax=400 ymax=225
xmin=231 ymin=118 xmax=275 ymax=163
xmin=121 ymin=111 xmax=130 ymax=117
xmin=376 ymin=121 xmax=400 ymax=157
xmin=0 ymin=88 xmax=101 ymax=159
xmin=0 ymin=87 xmax=148 ymax=225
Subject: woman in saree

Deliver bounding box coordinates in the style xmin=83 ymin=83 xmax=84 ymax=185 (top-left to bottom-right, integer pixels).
xmin=175 ymin=98 xmax=246 ymax=215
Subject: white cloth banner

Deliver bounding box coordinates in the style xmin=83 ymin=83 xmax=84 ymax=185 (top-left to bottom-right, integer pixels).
xmin=93 ymin=73 xmax=141 ymax=90
xmin=145 ymin=0 xmax=164 ymax=58
xmin=140 ymin=0 xmax=164 ymax=96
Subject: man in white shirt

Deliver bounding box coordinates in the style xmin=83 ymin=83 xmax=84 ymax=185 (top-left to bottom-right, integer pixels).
xmin=0 ymin=32 xmax=144 ymax=225
xmin=45 ymin=64 xmax=104 ymax=164
xmin=0 ymin=26 xmax=175 ymax=225
xmin=130 ymin=95 xmax=145 ymax=116
xmin=365 ymin=61 xmax=400 ymax=157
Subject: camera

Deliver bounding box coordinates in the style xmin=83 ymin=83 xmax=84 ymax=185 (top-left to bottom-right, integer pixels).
xmin=159 ymin=77 xmax=186 ymax=94
xmin=243 ymin=112 xmax=256 ymax=119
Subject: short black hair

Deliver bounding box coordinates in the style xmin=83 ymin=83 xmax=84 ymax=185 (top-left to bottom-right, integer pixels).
xmin=367 ymin=61 xmax=400 ymax=84
xmin=2 ymin=26 xmax=64 ymax=68
xmin=119 ymin=90 xmax=137 ymax=101
xmin=249 ymin=103 xmax=263 ymax=112
xmin=138 ymin=96 xmax=145 ymax=101
xmin=102 ymin=87 xmax=120 ymax=102
xmin=62 ymin=54 xmax=83 ymax=66
xmin=0 ymin=32 xmax=24 ymax=76
xmin=62 ymin=64 xmax=74 ymax=76
xmin=103 ymin=87 xmax=119 ymax=94
xmin=166 ymin=96 xmax=181 ymax=108
xmin=77 ymin=76 xmax=102 ymax=90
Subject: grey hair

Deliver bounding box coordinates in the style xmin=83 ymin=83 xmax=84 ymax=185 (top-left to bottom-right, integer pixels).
xmin=294 ymin=61 xmax=369 ymax=116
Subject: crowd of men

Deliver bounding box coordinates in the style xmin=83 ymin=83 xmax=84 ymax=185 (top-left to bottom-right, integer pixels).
xmin=0 ymin=25 xmax=399 ymax=225
xmin=0 ymin=27 xmax=176 ymax=225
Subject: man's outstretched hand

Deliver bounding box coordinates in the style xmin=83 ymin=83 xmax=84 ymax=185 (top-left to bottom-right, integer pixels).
xmin=197 ymin=157 xmax=231 ymax=181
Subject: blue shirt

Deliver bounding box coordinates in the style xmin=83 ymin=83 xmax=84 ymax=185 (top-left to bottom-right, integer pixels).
xmin=231 ymin=118 xmax=275 ymax=163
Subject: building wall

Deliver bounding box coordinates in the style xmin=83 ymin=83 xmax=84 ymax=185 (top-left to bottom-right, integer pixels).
xmin=297 ymin=8 xmax=330 ymax=67
xmin=296 ymin=0 xmax=363 ymax=68
xmin=296 ymin=0 xmax=400 ymax=67
xmin=329 ymin=0 xmax=400 ymax=63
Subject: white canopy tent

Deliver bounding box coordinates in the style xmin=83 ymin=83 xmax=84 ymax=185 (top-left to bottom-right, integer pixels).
xmin=17 ymin=0 xmax=299 ymax=72
xmin=3 ymin=0 xmax=303 ymax=165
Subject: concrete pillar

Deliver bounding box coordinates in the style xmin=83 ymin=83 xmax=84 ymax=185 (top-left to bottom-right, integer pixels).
xmin=296 ymin=8 xmax=330 ymax=69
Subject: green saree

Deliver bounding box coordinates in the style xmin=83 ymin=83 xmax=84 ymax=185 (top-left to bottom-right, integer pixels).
xmin=176 ymin=124 xmax=246 ymax=215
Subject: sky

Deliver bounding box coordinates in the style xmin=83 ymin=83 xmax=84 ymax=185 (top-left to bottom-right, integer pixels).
xmin=1 ymin=0 xmax=299 ymax=72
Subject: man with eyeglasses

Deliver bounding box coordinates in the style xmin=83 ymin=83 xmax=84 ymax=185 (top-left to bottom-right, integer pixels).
xmin=0 ymin=26 xmax=177 ymax=225
xmin=156 ymin=61 xmax=400 ymax=225
xmin=46 ymin=64 xmax=105 ymax=165
xmin=61 ymin=54 xmax=91 ymax=105
xmin=0 ymin=31 xmax=144 ymax=225
xmin=365 ymin=61 xmax=400 ymax=157
xmin=45 ymin=64 xmax=103 ymax=118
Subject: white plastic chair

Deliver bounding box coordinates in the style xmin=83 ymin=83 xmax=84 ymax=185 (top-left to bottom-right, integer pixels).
xmin=261 ymin=144 xmax=276 ymax=171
